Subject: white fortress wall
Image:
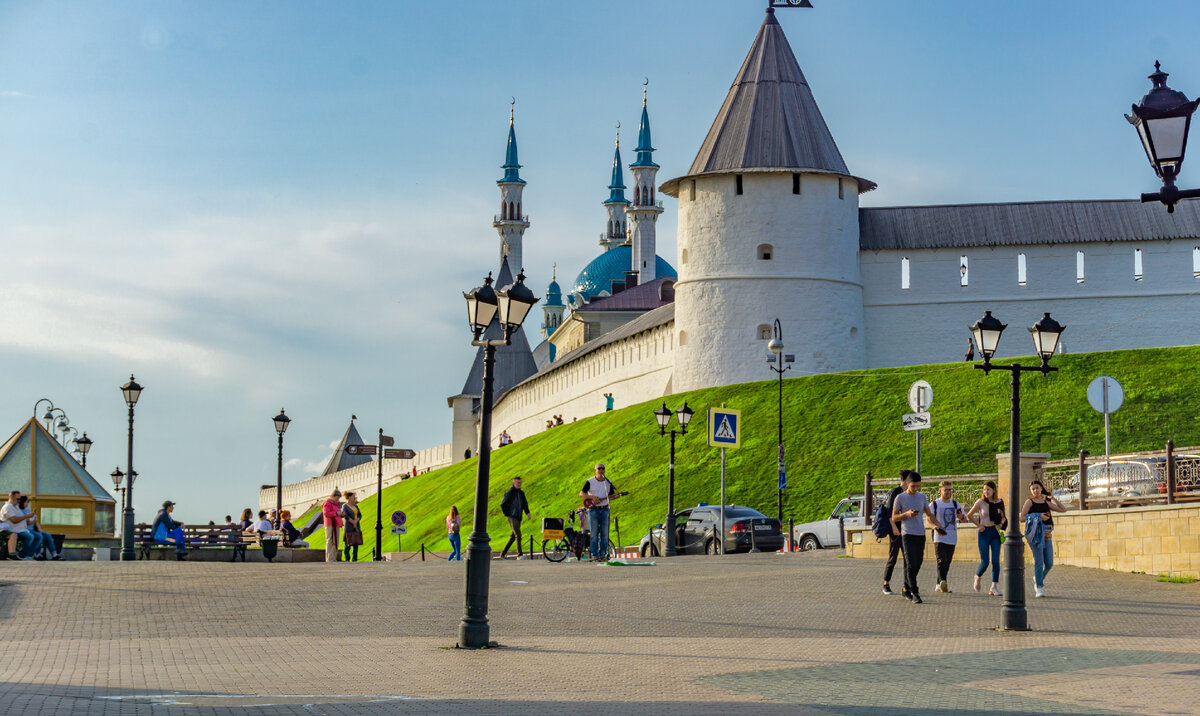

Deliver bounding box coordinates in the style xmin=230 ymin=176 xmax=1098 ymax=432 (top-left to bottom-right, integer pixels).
xmin=489 ymin=313 xmax=676 ymax=447
xmin=260 ymin=442 xmax=453 ymax=516
xmin=860 ymin=239 xmax=1200 ymax=368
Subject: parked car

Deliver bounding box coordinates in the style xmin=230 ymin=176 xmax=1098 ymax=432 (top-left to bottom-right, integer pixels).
xmin=639 ymin=505 xmax=783 ymax=556
xmin=1050 ymin=457 xmax=1199 ymax=507
xmin=791 ymin=493 xmax=868 ymax=550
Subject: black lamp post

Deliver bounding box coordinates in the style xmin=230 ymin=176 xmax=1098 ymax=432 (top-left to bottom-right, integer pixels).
xmin=969 ymin=310 xmax=1065 ymax=631
xmin=110 ymin=468 xmax=125 ymax=541
xmin=56 ymin=416 xmax=71 ymax=447
xmin=119 ymin=374 xmax=143 ymax=561
xmin=654 ymin=401 xmax=693 ymax=557
xmin=458 ymin=269 xmax=539 ymax=649
xmin=74 ymin=432 xmax=93 ymax=469
xmin=766 ymin=319 xmax=794 ymax=523
xmin=273 ymin=409 xmax=290 ymax=521
xmin=1127 ymin=61 xmax=1200 ymax=213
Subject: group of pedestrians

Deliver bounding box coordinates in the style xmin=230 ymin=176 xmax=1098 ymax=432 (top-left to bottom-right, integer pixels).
xmin=320 ymin=490 xmax=364 ymax=563
xmin=1 ymin=491 xmax=63 ymax=560
xmin=880 ymin=471 xmax=1066 ymax=603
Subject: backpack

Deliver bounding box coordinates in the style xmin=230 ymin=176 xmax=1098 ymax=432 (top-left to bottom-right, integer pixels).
xmin=871 ymin=501 xmax=892 ymax=541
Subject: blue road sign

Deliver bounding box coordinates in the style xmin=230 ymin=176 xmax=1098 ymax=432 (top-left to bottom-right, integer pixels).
xmin=707 ymin=408 xmax=741 ymax=449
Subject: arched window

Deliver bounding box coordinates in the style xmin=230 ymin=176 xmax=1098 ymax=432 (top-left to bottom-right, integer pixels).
xmin=516 ymin=202 xmax=521 ymax=218
xmin=501 ymin=203 xmax=508 ymax=220
xmin=1134 ymin=248 xmax=1144 ymax=282
xmin=607 ymin=220 xmax=613 ymax=237
xmin=689 ymin=180 xmax=696 ymax=201
xmin=758 ymin=324 xmax=771 ymax=340
xmin=757 ymin=244 xmax=773 ymax=260
xmin=681 ymin=248 xmax=689 ymax=265
xmin=635 ymin=186 xmax=641 ymax=204
xmin=678 ymin=330 xmax=687 ymax=346
xmin=1194 ymin=247 xmax=1200 ymax=278
xmin=901 ymin=257 xmax=910 ymax=290
xmin=1077 ymin=251 xmax=1086 ymax=284
xmin=1017 ymin=253 xmax=1027 ymax=286
xmin=650 ymin=187 xmax=655 ymax=204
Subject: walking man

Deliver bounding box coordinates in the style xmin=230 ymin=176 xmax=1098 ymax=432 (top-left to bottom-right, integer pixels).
xmin=892 ymin=472 xmax=940 ymax=604
xmin=881 ymin=470 xmax=912 ymax=596
xmin=322 ymin=489 xmax=343 ymax=563
xmin=499 ymin=476 xmax=531 ymax=560
xmin=580 ymin=464 xmax=617 ymax=561
xmin=931 ymin=480 xmax=965 ymax=594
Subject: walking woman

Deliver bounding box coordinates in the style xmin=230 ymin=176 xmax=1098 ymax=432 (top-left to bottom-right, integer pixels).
xmin=966 ymin=481 xmax=1005 ymax=596
xmin=1021 ymin=479 xmax=1067 ymax=598
xmin=341 ymin=492 xmax=363 ymax=562
xmin=446 ymin=506 xmax=462 ymax=561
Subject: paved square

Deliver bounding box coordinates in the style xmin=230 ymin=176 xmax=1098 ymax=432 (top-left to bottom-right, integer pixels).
xmin=0 ymin=551 xmax=1197 ymax=714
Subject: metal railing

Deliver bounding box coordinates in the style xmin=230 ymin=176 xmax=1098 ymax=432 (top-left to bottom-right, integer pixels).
xmin=1037 ymin=441 xmax=1200 ymax=510
xmin=864 ymin=472 xmax=999 ymax=525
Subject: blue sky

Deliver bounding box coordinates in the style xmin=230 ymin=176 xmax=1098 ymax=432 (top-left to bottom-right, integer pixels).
xmin=2 ymin=1 xmax=1198 ymax=521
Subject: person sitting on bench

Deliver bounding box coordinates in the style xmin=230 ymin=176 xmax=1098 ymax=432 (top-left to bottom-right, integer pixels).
xmin=279 ymin=510 xmax=308 ymax=548
xmin=151 ymin=500 xmax=188 ymax=559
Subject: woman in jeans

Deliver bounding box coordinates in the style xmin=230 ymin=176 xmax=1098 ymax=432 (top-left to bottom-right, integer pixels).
xmin=966 ymin=481 xmax=1005 ymax=596
xmin=1021 ymin=479 xmax=1067 ymax=598
xmin=446 ymin=506 xmax=462 ymax=561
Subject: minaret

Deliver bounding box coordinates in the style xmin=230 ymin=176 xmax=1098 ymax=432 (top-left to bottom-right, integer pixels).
xmin=600 ymin=127 xmax=630 ymax=251
xmin=627 ymin=84 xmax=663 ymax=282
xmin=493 ymin=102 xmax=530 ymax=272
xmin=541 ymin=264 xmax=565 ymax=340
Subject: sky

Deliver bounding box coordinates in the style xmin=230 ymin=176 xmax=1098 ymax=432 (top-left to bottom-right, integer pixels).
xmin=2 ymin=1 xmax=1199 ymax=522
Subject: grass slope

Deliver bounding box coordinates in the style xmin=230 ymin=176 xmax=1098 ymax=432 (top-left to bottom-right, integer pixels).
xmin=302 ymin=345 xmax=1200 ymax=559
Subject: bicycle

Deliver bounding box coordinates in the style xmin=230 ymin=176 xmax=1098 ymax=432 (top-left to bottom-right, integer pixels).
xmin=541 ymin=511 xmax=616 ymax=562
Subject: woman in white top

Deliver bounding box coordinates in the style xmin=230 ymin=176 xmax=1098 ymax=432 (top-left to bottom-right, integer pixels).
xmin=966 ymin=481 xmax=1005 ymax=596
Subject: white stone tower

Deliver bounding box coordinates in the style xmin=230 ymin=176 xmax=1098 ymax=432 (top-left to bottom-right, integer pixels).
xmin=627 ymin=86 xmax=663 ymax=282
xmin=493 ymin=104 xmax=530 ymax=271
xmin=541 ymin=265 xmax=565 ymax=340
xmin=600 ymin=128 xmax=629 ymax=251
xmin=662 ymin=8 xmax=875 ymax=393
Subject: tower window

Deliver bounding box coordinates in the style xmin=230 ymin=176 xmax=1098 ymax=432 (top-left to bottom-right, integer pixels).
xmin=650 ymin=187 xmax=655 ymax=204
xmin=1077 ymin=251 xmax=1085 ymax=284
xmin=678 ymin=330 xmax=687 ymax=346
xmin=758 ymin=324 xmax=772 ymax=340
xmin=838 ymin=178 xmax=844 ymax=199
xmin=758 ymin=244 xmax=773 ymax=260
xmin=901 ymin=257 xmax=910 ymax=290
xmin=1134 ymin=248 xmax=1144 ymax=281
xmin=959 ymin=256 xmax=969 ymax=286
xmin=501 ymin=203 xmax=508 ymax=220
xmin=689 ymin=180 xmax=696 ymax=201
xmin=735 ymin=174 xmax=743 ymax=195
xmin=1017 ymin=253 xmax=1027 ymax=286
xmin=635 ymin=186 xmax=641 ymax=204
xmin=1194 ymin=247 xmax=1200 ymax=278
xmin=681 ymin=248 xmax=688 ymax=265
xmin=792 ymin=173 xmax=801 ymax=195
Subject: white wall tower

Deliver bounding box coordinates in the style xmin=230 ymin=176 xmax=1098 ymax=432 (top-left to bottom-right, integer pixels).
xmin=662 ymin=8 xmax=875 ymax=393
xmin=493 ymin=104 xmax=530 ymax=272
xmin=627 ymin=86 xmax=663 ymax=282
xmin=600 ymin=128 xmax=630 ymax=251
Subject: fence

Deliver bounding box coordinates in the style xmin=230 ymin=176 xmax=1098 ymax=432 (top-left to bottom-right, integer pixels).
xmin=863 ymin=471 xmax=999 ymax=525
xmin=1037 ymin=440 xmax=1200 ymax=510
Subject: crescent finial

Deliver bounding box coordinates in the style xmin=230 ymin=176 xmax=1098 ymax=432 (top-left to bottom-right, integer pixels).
xmin=509 ymin=97 xmax=515 ymax=125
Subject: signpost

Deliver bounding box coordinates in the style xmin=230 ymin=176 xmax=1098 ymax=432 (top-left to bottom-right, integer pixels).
xmin=708 ymin=406 xmax=741 ymax=555
xmin=344 ymin=444 xmax=377 ymax=456
xmin=391 ymin=510 xmax=407 ymax=553
xmin=1087 ymin=376 xmax=1124 ymax=459
xmin=906 ymin=380 xmax=933 ymax=471
xmin=384 ymin=448 xmax=416 ymax=460
xmin=345 ymin=433 xmax=413 ymax=561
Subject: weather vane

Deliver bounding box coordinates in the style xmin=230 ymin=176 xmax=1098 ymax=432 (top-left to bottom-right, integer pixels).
xmin=768 ymin=0 xmax=813 ymax=8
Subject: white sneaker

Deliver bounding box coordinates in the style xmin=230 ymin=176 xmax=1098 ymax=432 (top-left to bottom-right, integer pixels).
xmin=1034 ymin=586 xmax=1045 ymax=598
xmin=989 ymin=583 xmax=1002 ymax=596
xmin=933 ymin=582 xmax=944 ymax=593
xmin=973 ymin=575 xmax=982 ymax=592
xmin=939 ymin=580 xmax=951 ymax=594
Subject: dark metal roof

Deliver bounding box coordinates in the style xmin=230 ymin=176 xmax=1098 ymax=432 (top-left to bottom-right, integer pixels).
xmin=859 ymin=199 xmax=1200 ymax=251
xmin=663 ymin=9 xmax=873 ymax=196
xmin=320 ymin=420 xmax=373 ymax=477
xmin=577 ymin=276 xmax=675 ymax=312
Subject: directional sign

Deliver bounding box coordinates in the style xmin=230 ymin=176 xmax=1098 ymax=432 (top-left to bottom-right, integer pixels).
xmin=391 ymin=510 xmax=406 ymax=526
xmin=908 ymin=380 xmax=933 ymax=413
xmin=345 ymin=444 xmax=377 ymax=456
xmin=383 ymin=448 xmax=416 ymax=460
xmin=1087 ymin=376 xmax=1124 ymax=414
xmin=902 ymin=412 xmax=931 ymax=431
xmin=391 ymin=524 xmax=407 ymax=535
xmin=778 ymin=461 xmax=787 ymax=491
xmin=380 ymin=435 xmax=395 ymax=447
xmin=707 ymin=408 xmax=742 ymax=449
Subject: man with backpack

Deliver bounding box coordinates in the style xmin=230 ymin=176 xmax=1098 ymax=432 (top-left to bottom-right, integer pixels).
xmin=875 ymin=470 xmax=911 ymax=597
xmin=931 ymin=480 xmax=966 ymax=594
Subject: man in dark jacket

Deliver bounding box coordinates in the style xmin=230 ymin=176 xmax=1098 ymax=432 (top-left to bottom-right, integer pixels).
xmin=881 ymin=470 xmax=911 ymax=596
xmin=151 ymin=500 xmax=187 ymax=560
xmin=499 ymin=476 xmax=531 ymax=559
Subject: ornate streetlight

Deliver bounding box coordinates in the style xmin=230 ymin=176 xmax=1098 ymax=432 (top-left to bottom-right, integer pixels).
xmin=458 ymin=269 xmax=538 ymax=649
xmin=654 ymin=401 xmax=693 ymax=557
xmin=1127 ymin=62 xmax=1200 ymax=212
xmin=120 ymin=375 xmax=143 ymax=561
xmin=969 ymin=310 xmax=1065 ymax=631
xmin=273 ymin=409 xmax=291 ymax=520
xmin=111 ymin=468 xmax=125 ymax=541
xmin=74 ymin=432 xmax=93 ymax=469
xmin=766 ymin=318 xmax=794 ymax=524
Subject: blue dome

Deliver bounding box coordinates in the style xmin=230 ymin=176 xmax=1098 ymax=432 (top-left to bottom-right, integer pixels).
xmin=571 ymin=245 xmax=676 ymax=301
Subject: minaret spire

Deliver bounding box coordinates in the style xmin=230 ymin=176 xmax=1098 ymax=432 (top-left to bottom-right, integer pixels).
xmin=627 ymin=80 xmax=663 ymax=281
xmin=600 ymin=122 xmax=630 ymax=251
xmin=494 ymin=99 xmax=530 ymax=271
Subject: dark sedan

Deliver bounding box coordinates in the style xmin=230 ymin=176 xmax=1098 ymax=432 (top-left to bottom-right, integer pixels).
xmin=639 ymin=505 xmax=784 ymax=556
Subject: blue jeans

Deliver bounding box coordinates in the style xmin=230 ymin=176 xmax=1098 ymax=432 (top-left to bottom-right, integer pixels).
xmin=448 ymin=532 xmax=462 ymax=561
xmin=156 ymin=527 xmax=187 ymax=554
xmin=14 ymin=532 xmax=37 ymax=558
xmin=588 ymin=506 xmax=610 ymax=559
xmin=1030 ymin=537 xmax=1054 ymax=588
xmin=976 ymin=526 xmax=1001 ymax=582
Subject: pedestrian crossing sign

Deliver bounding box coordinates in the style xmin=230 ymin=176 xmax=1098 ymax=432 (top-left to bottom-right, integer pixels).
xmin=707 ymin=408 xmax=742 ymax=449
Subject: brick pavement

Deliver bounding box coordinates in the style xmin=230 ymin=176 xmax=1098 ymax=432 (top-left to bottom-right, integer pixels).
xmin=0 ymin=551 xmax=1197 ymax=715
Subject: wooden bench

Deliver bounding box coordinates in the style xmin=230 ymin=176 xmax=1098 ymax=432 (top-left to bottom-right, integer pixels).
xmin=133 ymin=525 xmax=289 ymax=561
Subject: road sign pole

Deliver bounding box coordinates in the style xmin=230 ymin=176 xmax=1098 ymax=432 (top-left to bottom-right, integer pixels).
xmin=375 ymin=428 xmax=384 ymax=561
xmin=720 ymin=447 xmax=726 ymax=556
xmin=1102 ymin=377 xmax=1110 ymax=459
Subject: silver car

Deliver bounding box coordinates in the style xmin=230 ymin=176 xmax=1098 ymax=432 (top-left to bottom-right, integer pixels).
xmin=1053 ymin=459 xmax=1162 ymax=508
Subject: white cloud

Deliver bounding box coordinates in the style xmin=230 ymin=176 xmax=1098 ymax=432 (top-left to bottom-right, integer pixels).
xmin=0 ymin=91 xmax=28 ymax=97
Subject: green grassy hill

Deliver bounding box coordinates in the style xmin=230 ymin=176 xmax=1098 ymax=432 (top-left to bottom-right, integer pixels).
xmin=302 ymin=345 xmax=1200 ymax=559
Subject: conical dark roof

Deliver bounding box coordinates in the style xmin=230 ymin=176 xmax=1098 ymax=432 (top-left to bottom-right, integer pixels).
xmin=455 ymin=258 xmax=538 ymax=400
xmin=662 ymin=9 xmax=874 ymax=195
xmin=320 ymin=418 xmax=373 ymax=477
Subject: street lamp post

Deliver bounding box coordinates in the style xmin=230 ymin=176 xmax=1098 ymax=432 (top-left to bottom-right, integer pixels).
xmin=74 ymin=432 xmax=93 ymax=469
xmin=110 ymin=468 xmax=124 ymax=541
xmin=969 ymin=310 xmax=1065 ymax=631
xmin=767 ymin=319 xmax=794 ymax=523
xmin=273 ymin=409 xmax=290 ymax=521
xmin=654 ymin=401 xmax=693 ymax=557
xmin=1127 ymin=62 xmax=1200 ymax=213
xmin=457 ymin=269 xmax=539 ymax=649
xmin=120 ymin=375 xmax=143 ymax=561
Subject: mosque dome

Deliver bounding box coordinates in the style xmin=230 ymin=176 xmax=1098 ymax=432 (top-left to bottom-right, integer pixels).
xmin=571 ymin=245 xmax=676 ymax=301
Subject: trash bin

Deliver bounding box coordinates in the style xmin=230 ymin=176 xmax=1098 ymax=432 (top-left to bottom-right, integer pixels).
xmin=261 ymin=539 xmax=279 ymax=562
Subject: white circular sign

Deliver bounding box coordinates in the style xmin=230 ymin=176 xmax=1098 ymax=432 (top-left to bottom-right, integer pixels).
xmin=908 ymin=380 xmax=933 ymax=412
xmin=1087 ymin=376 xmax=1124 ymax=414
